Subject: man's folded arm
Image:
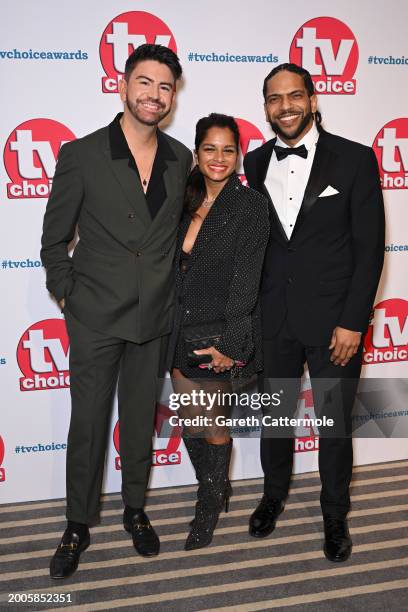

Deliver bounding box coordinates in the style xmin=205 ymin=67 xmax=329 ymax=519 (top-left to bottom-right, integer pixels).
xmin=40 ymin=143 xmax=84 ymax=302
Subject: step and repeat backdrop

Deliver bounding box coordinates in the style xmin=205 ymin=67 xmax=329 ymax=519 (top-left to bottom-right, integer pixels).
xmin=1 ymin=0 xmax=407 ymax=503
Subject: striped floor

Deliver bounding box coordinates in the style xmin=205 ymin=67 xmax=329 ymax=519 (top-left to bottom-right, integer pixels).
xmin=1 ymin=460 xmax=408 ymax=611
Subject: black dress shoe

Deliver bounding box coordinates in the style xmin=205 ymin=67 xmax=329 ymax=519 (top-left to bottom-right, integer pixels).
xmin=249 ymin=496 xmax=285 ymax=538
xmin=323 ymin=516 xmax=352 ymax=562
xmin=123 ymin=507 xmax=160 ymax=557
xmin=49 ymin=526 xmax=90 ymax=579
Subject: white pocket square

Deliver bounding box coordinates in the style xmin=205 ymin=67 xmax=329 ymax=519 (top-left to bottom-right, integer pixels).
xmin=319 ymin=185 xmax=339 ymax=197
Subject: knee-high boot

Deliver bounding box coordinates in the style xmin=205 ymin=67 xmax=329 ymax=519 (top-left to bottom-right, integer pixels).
xmin=184 ymin=435 xmax=232 ymax=527
xmin=183 ymin=435 xmax=205 ymax=481
xmin=185 ymin=440 xmax=233 ymax=551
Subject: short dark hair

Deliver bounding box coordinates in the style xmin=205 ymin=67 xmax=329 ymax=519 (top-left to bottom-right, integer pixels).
xmin=263 ymin=62 xmax=322 ymax=126
xmin=185 ymin=113 xmax=240 ymax=216
xmin=124 ymin=43 xmax=182 ymax=82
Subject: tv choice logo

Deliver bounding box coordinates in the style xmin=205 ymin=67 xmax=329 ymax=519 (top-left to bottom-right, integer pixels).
xmin=372 ymin=118 xmax=408 ymax=189
xmin=14 ymin=441 xmax=66 ymax=454
xmin=235 ymin=118 xmax=266 ymax=184
xmin=113 ymin=403 xmax=182 ymax=469
xmin=364 ymin=299 xmax=408 ymax=365
xmin=385 ymin=243 xmax=408 ymax=253
xmin=17 ymin=319 xmax=70 ymax=391
xmin=289 ymin=17 xmax=358 ymax=95
xmin=4 ymin=119 xmax=76 ymax=199
xmin=294 ymin=387 xmax=319 ymax=453
xmin=0 ymin=435 xmax=5 ymax=482
xmin=100 ymin=11 xmax=177 ymax=93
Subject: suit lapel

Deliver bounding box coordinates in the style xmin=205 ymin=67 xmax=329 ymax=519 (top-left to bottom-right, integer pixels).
xmin=255 ymin=138 xmax=275 ymax=192
xmin=187 ymin=174 xmax=240 ymax=268
xmin=255 ymin=138 xmax=289 ymax=244
xmin=101 ymin=129 xmax=152 ymax=228
xmin=140 ymin=130 xmax=185 ymax=243
xmin=290 ymin=131 xmax=336 ymax=241
xmin=144 ymin=156 xmax=182 ymax=237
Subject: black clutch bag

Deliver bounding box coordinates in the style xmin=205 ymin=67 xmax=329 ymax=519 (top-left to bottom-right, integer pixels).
xmin=183 ymin=320 xmax=224 ymax=366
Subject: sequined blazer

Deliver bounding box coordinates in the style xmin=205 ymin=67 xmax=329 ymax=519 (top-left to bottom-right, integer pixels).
xmin=167 ymin=173 xmax=270 ymax=377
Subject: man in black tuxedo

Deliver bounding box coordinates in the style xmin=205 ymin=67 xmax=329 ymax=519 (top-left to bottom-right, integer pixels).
xmin=244 ymin=63 xmax=384 ymax=561
xmin=41 ymin=44 xmax=192 ymax=578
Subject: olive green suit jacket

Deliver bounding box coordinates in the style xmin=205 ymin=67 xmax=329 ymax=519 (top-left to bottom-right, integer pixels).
xmin=41 ymin=119 xmax=192 ymax=342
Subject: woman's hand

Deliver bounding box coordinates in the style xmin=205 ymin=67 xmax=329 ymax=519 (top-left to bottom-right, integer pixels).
xmin=193 ymin=347 xmax=234 ymax=373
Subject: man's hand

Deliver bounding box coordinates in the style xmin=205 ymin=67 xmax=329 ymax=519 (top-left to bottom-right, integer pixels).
xmin=194 ymin=346 xmax=234 ymax=373
xmin=329 ymin=326 xmax=361 ymax=366
xmin=59 ymin=298 xmax=65 ymax=312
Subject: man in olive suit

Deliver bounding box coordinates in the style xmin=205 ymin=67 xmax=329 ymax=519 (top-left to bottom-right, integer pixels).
xmin=41 ymin=44 xmax=192 ymax=578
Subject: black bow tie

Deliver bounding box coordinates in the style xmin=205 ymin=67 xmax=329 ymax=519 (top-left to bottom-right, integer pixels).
xmin=275 ymin=144 xmax=308 ymax=161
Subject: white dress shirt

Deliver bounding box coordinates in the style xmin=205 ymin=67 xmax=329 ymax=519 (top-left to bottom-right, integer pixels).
xmin=264 ymin=122 xmax=320 ymax=239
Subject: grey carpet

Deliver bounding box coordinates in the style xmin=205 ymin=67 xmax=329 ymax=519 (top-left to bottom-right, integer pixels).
xmin=0 ymin=459 xmax=407 ymax=611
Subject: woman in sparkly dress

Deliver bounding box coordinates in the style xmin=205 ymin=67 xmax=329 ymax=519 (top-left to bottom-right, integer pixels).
xmin=168 ymin=113 xmax=269 ymax=550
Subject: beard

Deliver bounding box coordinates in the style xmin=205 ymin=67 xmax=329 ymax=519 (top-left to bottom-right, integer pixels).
xmin=269 ymin=110 xmax=314 ymax=142
xmin=126 ymin=96 xmax=170 ymax=126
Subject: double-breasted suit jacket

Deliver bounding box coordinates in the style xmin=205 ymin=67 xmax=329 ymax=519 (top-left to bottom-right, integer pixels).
xmin=167 ymin=173 xmax=270 ymax=378
xmin=244 ymin=130 xmax=385 ymax=346
xmin=41 ymin=116 xmax=192 ymax=343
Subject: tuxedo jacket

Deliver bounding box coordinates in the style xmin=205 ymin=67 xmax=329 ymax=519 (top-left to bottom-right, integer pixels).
xmin=41 ymin=119 xmax=192 ymax=343
xmin=243 ymin=129 xmax=385 ymax=346
xmin=167 ymin=173 xmax=270 ymax=375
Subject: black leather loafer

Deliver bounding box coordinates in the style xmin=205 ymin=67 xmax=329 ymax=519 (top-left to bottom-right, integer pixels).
xmin=123 ymin=507 xmax=160 ymax=557
xmin=323 ymin=516 xmax=352 ymax=562
xmin=49 ymin=527 xmax=90 ymax=579
xmin=249 ymin=496 xmax=285 ymax=538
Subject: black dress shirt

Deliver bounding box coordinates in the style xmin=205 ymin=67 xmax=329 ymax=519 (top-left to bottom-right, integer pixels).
xmin=109 ymin=112 xmax=171 ymax=219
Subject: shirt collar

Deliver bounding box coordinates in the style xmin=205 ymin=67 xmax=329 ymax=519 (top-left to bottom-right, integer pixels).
xmin=275 ymin=121 xmax=319 ymax=152
xmin=108 ymin=112 xmax=176 ymax=161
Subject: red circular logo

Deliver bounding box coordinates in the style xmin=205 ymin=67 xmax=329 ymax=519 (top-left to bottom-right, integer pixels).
xmin=4 ymin=118 xmax=75 ymax=199
xmin=372 ymin=118 xmax=408 ymax=190
xmin=0 ymin=436 xmax=4 ymax=467
xmin=113 ymin=403 xmax=182 ymax=468
xmin=295 ymin=386 xmax=319 ymax=454
xmin=17 ymin=319 xmax=70 ymax=391
xmin=234 ymin=118 xmax=266 ymax=185
xmin=289 ymin=17 xmax=358 ymax=94
xmin=364 ymin=299 xmax=408 ymax=364
xmin=100 ymin=11 xmax=177 ymax=93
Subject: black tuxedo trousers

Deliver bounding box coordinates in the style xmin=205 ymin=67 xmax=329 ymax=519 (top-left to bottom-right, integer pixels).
xmin=260 ymin=319 xmax=362 ymax=518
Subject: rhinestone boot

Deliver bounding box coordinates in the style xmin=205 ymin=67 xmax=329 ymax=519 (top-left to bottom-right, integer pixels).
xmin=185 ymin=440 xmax=233 ymax=551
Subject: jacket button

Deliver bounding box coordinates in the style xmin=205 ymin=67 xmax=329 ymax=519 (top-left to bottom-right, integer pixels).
xmin=136 ymin=251 xmax=142 ymax=257
xmin=287 ymin=277 xmax=293 ymax=284
xmin=128 ymin=213 xmax=137 ymax=221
